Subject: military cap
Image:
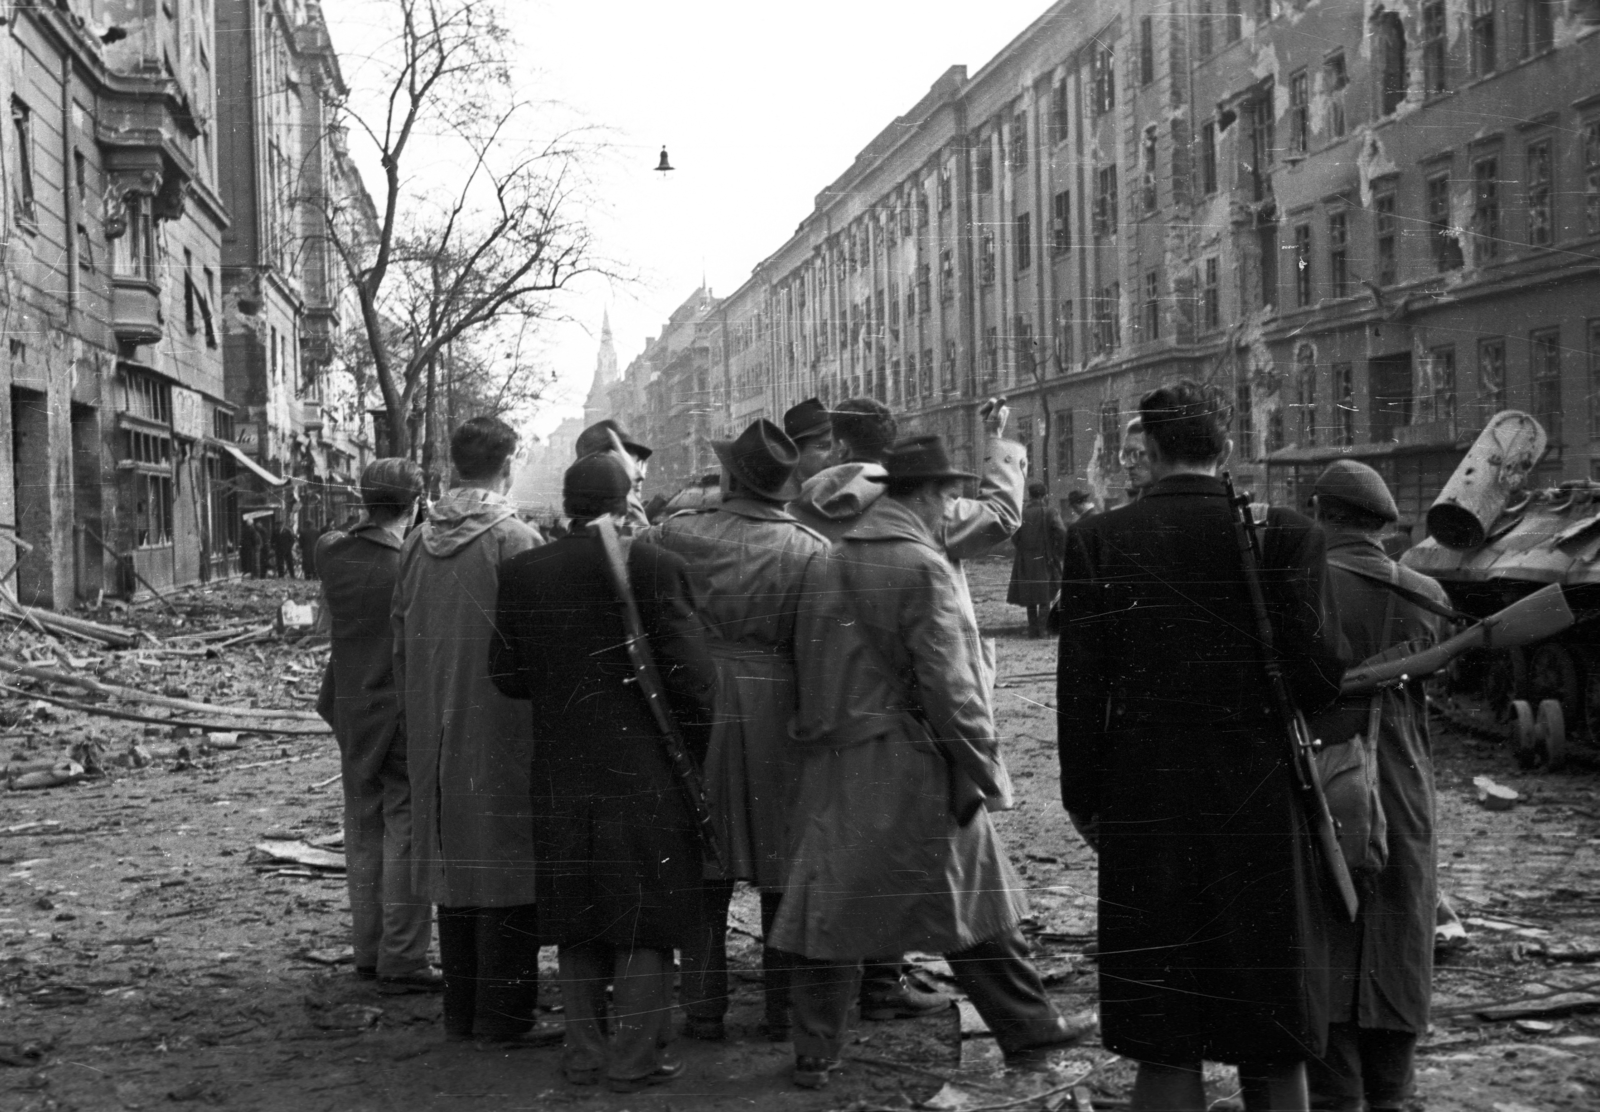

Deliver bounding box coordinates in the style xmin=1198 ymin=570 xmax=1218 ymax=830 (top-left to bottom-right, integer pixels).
xmin=1311 ymin=459 xmax=1399 ymax=523
xmin=783 ymin=397 xmax=832 ymax=444
xmin=575 ymin=418 xmax=652 ymax=461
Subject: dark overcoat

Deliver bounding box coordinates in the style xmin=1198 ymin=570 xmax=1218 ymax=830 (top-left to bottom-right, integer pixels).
xmin=1315 ymin=532 xmax=1445 ymax=1034
xmin=1007 ymin=497 xmax=1067 ymax=606
xmin=314 ymin=525 xmax=404 ymax=780
xmin=490 ymin=530 xmax=716 ymax=951
xmin=1057 ymin=473 xmax=1346 ymax=1066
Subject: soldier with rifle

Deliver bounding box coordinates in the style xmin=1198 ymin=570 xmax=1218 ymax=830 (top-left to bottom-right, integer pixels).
xmin=1057 ymin=380 xmax=1347 ymax=1112
xmin=489 ymin=451 xmax=716 ymax=1094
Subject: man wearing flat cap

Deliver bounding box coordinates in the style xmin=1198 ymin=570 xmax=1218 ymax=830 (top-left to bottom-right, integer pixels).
xmin=1306 ymin=460 xmax=1448 ymax=1112
xmin=773 ymin=434 xmax=1084 ymax=1090
xmin=783 ymin=398 xmax=836 ymax=482
xmin=490 ymin=452 xmax=715 ymax=1093
xmin=640 ymin=418 xmax=830 ymax=1044
xmin=576 ymin=418 xmax=653 ymax=531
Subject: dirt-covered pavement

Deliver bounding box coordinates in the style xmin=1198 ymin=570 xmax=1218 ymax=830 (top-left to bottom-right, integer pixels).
xmin=2 ymin=558 xmax=1598 ymax=1110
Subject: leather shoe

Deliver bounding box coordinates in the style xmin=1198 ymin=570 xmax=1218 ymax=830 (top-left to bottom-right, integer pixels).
xmin=378 ymin=968 xmax=445 ymax=995
xmin=1004 ymin=1013 xmax=1097 ymax=1071
xmin=606 ymin=1056 xmax=683 ymax=1093
xmin=793 ymin=1055 xmax=842 ymax=1089
xmin=859 ymin=974 xmax=952 ymax=1020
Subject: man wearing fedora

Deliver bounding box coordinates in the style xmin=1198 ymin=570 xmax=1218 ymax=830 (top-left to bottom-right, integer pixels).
xmin=783 ymin=397 xmax=836 ymax=482
xmin=641 ymin=417 xmax=831 ymax=1044
xmin=773 ymin=434 xmax=1083 ymax=1089
xmin=788 ymin=395 xmax=1026 ymax=1021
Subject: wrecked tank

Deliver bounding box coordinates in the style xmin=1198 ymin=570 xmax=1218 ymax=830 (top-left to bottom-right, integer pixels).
xmin=1402 ymin=410 xmax=1600 ymax=769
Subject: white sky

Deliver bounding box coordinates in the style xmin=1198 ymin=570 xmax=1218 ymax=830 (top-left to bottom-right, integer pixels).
xmin=323 ymin=0 xmax=1057 ymax=437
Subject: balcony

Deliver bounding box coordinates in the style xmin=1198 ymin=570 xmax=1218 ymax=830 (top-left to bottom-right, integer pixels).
xmin=111 ymin=278 xmax=163 ymax=346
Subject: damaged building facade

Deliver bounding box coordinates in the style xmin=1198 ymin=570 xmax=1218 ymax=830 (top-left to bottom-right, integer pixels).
xmin=0 ymin=0 xmax=374 ymax=607
xmin=596 ymin=0 xmax=1600 ymax=530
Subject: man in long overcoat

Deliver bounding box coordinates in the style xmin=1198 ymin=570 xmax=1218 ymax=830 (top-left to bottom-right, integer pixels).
xmin=774 ymin=435 xmax=1082 ymax=1090
xmin=787 ymin=395 xmax=1025 ymax=1019
xmin=316 ymin=459 xmax=435 ymax=992
xmin=641 ymin=418 xmax=829 ymax=1043
xmin=1057 ymin=381 xmax=1346 ymax=1111
xmin=1306 ymin=461 xmax=1446 ymax=1112
xmin=490 ymin=452 xmax=715 ymax=1093
xmin=393 ymin=416 xmax=543 ymax=1043
xmin=299 ymin=515 xmax=322 ymax=580
xmin=1008 ymin=480 xmax=1067 ymax=637
xmin=273 ymin=522 xmax=298 ymax=578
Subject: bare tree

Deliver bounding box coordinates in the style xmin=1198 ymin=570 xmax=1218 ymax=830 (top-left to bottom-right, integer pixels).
xmin=317 ymin=0 xmax=603 ymax=458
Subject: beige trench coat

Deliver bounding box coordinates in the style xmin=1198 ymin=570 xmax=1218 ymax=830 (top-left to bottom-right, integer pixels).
xmin=770 ymin=496 xmax=1026 ymax=962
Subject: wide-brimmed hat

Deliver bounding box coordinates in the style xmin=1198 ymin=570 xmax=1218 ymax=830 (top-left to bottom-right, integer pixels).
xmin=1311 ymin=459 xmax=1399 ymax=523
xmin=576 ymin=418 xmax=653 ymax=461
xmin=869 ymin=434 xmax=978 ymax=484
xmin=783 ymin=398 xmax=832 ymax=443
xmin=713 ymin=418 xmax=802 ymax=502
xmin=563 ymin=453 xmax=633 ymax=518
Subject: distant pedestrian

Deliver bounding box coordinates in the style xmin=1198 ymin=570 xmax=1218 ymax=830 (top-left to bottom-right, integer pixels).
xmin=298 ymin=516 xmax=322 ymax=580
xmin=239 ymin=517 xmax=261 ymax=578
xmin=315 ymin=459 xmax=437 ymax=994
xmin=1008 ymin=480 xmax=1066 ymax=638
xmin=252 ymin=520 xmax=271 ymax=577
xmin=642 ymin=418 xmax=828 ymax=1044
xmin=491 ymin=452 xmax=715 ymax=1092
xmin=775 ymin=435 xmax=1085 ymax=1089
xmin=393 ymin=416 xmax=545 ymax=1044
xmin=273 ymin=524 xmax=298 ymax=578
xmin=1065 ymin=490 xmax=1097 ymax=524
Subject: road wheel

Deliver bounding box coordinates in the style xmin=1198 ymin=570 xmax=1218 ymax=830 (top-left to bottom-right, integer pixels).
xmin=1535 ymin=699 xmax=1568 ymax=771
xmin=1512 ymin=699 xmax=1537 ymax=767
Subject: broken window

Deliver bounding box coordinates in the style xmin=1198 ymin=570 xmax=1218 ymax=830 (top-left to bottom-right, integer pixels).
xmin=916 ymin=186 xmax=929 ymax=228
xmin=1139 ymin=15 xmax=1155 ymax=85
xmin=1427 ymin=171 xmax=1464 ymax=271
xmin=1016 ymin=316 xmax=1036 ymax=378
xmin=1053 ymin=190 xmax=1072 ymax=251
xmin=1335 ymin=361 xmax=1355 ymax=447
xmin=1479 ymin=337 xmax=1507 ymax=413
xmin=1421 ymin=345 xmax=1457 ymax=429
xmin=938 ymin=165 xmax=952 ymax=211
xmin=1144 ymin=271 xmax=1160 ymax=340
xmin=1016 ymin=212 xmax=1032 ymax=271
xmin=984 ymin=326 xmax=1000 ymax=383
xmin=1011 ymin=111 xmax=1028 ymax=171
xmin=1471 ymin=0 xmax=1497 ymax=76
xmin=1090 ymin=39 xmax=1115 ymax=115
xmin=1422 ymin=1 xmax=1448 ymax=94
xmin=1202 ymin=256 xmax=1220 ymax=331
xmin=1056 ymin=299 xmax=1074 ymax=367
xmin=1246 ymin=88 xmax=1275 ymax=199
xmin=1057 ymin=409 xmax=1075 ymax=477
xmin=1288 ymin=71 xmax=1309 ymax=154
xmin=11 ymin=98 xmax=35 ymax=224
xmin=1472 ymin=154 xmax=1501 ymax=264
xmin=1200 ymin=121 xmax=1218 ymax=195
xmin=1295 ymin=343 xmax=1318 ymax=447
xmin=1526 ymin=140 xmax=1553 ymax=248
xmin=1373 ymin=9 xmax=1407 ymax=117
xmin=1375 ymin=188 xmax=1398 ymax=286
xmin=921 ymin=347 xmax=935 ymax=394
xmin=1531 ymin=328 xmax=1562 ymax=438
xmin=943 ymin=340 xmax=957 ymax=393
xmin=1523 ymin=0 xmax=1555 ymax=57
xmin=916 ymin=262 xmax=931 ymax=310
xmin=1093 ymin=283 xmax=1121 ymax=354
xmin=939 ymin=249 xmax=955 ymax=301
xmin=977 ymin=146 xmax=994 ymax=194
xmin=1094 ymin=165 xmax=1119 ymax=237
xmin=1236 ymin=381 xmax=1256 ymax=461
xmin=1328 ymin=210 xmax=1349 ymax=298
xmin=980 ymin=234 xmax=996 ymax=285
xmin=1369 ymin=352 xmax=1414 ymax=443
xmin=1293 ymin=222 xmax=1313 ymax=306
xmin=1324 ymin=52 xmax=1348 ymax=138
xmin=1099 ymin=399 xmax=1121 ymax=460
xmin=1141 ymin=127 xmax=1158 ymax=213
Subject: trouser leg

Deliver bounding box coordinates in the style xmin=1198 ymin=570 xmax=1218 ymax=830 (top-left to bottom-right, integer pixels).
xmin=436 ymin=905 xmax=477 ymax=1039
xmin=945 ymin=926 xmax=1065 ymax=1055
xmin=679 ymin=878 xmax=734 ymax=1022
xmin=1358 ymin=1027 xmax=1418 ymax=1110
xmin=340 ymin=753 xmax=384 ymax=972
xmin=1305 ymin=1020 xmax=1363 ymax=1112
xmin=1027 ymin=604 xmax=1042 ymax=636
xmin=472 ymin=904 xmax=539 ymax=1039
xmin=789 ymin=953 xmax=861 ymax=1061
xmin=859 ymin=958 xmax=903 ymax=1000
xmin=610 ymin=947 xmax=673 ymax=1083
xmin=1131 ymin=1061 xmax=1207 ymax=1111
xmin=1239 ymin=1061 xmax=1309 ymax=1112
xmin=759 ymin=890 xmax=792 ymax=1025
xmin=558 ymin=941 xmax=611 ymax=1075
xmin=375 ymin=743 xmax=431 ymax=975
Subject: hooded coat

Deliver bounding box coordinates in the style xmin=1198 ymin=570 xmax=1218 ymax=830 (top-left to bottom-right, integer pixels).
xmin=769 ymin=495 xmax=1027 ymax=962
xmin=1057 ymin=474 xmax=1346 ymax=1065
xmin=393 ymin=488 xmax=542 ymax=907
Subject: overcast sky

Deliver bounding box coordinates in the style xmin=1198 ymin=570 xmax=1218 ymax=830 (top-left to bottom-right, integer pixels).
xmin=323 ymin=0 xmax=1057 ymax=436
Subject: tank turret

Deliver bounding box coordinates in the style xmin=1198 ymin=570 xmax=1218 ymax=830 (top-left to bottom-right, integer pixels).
xmin=1425 ymin=411 xmax=1547 ymax=549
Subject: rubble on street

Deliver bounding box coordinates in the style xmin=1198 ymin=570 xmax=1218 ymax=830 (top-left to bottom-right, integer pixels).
xmin=0 ymin=564 xmax=1597 ymax=1110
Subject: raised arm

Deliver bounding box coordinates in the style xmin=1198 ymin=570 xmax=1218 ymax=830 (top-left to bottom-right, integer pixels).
xmin=941 ymin=436 xmax=1027 ymax=560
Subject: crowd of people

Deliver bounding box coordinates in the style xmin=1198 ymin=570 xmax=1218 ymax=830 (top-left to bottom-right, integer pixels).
xmin=238 ymin=514 xmax=329 ymax=580
xmin=313 ymin=382 xmax=1446 ymax=1110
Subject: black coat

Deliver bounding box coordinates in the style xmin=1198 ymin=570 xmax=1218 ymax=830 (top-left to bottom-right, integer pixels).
xmin=490 ymin=531 xmax=715 ymax=950
xmin=1057 ymin=474 xmax=1346 ymax=1066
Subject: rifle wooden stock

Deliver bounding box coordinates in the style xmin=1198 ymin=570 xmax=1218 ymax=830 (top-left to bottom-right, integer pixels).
xmin=1225 ymin=475 xmax=1361 ymax=923
xmin=592 ymin=517 xmax=723 ymax=872
xmin=1340 ymin=583 xmax=1573 ymax=696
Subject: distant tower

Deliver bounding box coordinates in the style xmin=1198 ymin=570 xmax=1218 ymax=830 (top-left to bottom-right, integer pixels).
xmin=584 ymin=310 xmax=619 ymax=426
